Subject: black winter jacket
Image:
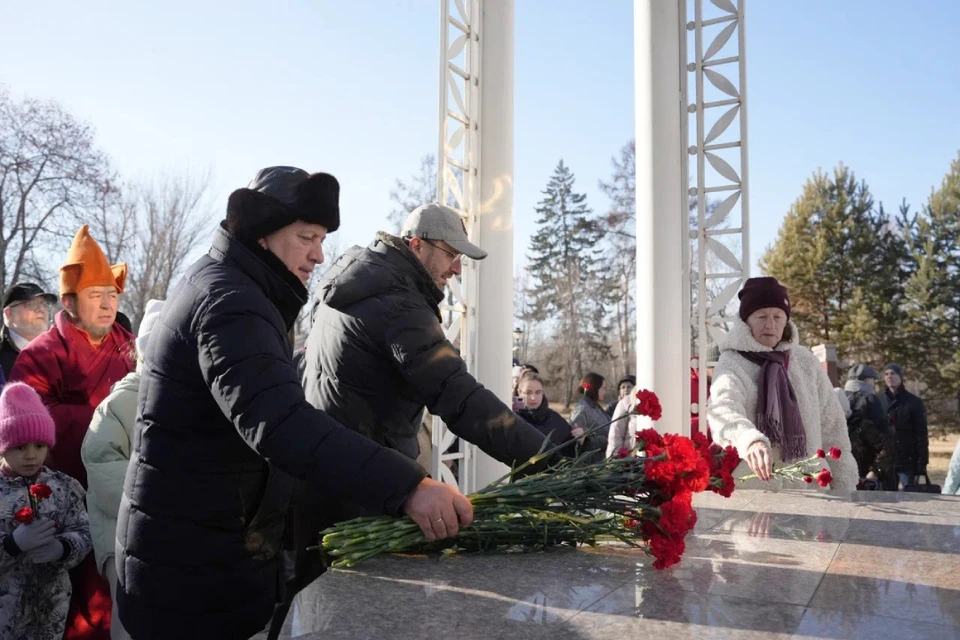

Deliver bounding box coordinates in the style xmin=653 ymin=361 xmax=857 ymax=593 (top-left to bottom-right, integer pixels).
xmin=305 ymin=232 xmax=550 ymax=468
xmin=0 ymin=326 xmax=19 ymax=381
xmin=116 ymin=225 xmax=425 ymax=640
xmin=883 ymin=386 xmax=929 ymax=472
xmin=846 ymin=390 xmax=892 ymax=437
xmin=515 ymin=398 xmax=605 ymax=461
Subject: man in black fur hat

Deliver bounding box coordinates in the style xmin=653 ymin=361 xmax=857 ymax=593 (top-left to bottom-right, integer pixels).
xmin=115 ymin=169 xmax=472 ymax=640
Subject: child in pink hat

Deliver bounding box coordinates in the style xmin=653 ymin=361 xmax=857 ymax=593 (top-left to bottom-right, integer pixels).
xmin=0 ymin=382 xmax=92 ymax=640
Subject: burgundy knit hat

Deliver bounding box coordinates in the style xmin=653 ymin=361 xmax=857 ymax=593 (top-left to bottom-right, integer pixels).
xmin=738 ymin=277 xmax=791 ymax=322
xmin=0 ymin=382 xmax=56 ymax=454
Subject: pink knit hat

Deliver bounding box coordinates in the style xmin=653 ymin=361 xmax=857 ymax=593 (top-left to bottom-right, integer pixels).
xmin=0 ymin=382 xmax=56 ymax=454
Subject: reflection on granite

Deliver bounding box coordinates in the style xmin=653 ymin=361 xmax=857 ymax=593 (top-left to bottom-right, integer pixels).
xmin=272 ymin=490 xmax=960 ymax=639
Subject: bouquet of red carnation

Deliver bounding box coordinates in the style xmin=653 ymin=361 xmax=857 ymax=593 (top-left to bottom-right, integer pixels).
xmin=13 ymin=484 xmax=52 ymax=527
xmin=738 ymin=447 xmax=841 ymax=488
xmin=29 ymin=483 xmax=52 ymax=512
xmin=319 ymin=389 xmax=741 ymax=571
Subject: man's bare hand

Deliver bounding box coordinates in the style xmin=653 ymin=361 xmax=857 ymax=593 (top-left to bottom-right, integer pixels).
xmin=402 ymin=477 xmax=474 ymax=541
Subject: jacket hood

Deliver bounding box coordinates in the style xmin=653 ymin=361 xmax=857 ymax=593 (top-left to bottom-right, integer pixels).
xmin=110 ymin=370 xmax=141 ymax=395
xmin=720 ymin=315 xmax=799 ymax=354
xmin=318 ymin=232 xmax=444 ymax=320
xmin=844 ymin=379 xmax=874 ymax=395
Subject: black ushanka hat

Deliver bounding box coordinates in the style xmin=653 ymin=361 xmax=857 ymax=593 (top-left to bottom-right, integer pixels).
xmin=225 ymin=166 xmax=340 ymax=241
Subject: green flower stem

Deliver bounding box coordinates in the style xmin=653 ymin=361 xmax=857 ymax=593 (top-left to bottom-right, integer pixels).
xmin=319 ymin=446 xmax=672 ymax=568
xmin=738 ymin=454 xmax=826 ymax=483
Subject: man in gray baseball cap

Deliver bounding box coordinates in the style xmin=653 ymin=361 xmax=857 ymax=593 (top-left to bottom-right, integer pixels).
xmin=296 ymin=200 xmax=554 ymax=567
xmin=402 ymin=202 xmax=488 ymax=258
xmin=305 ymin=199 xmax=548 ymax=466
xmin=395 ymin=202 xmax=487 ymax=290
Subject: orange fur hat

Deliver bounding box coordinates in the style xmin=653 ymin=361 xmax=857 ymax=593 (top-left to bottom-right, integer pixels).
xmin=59 ymin=225 xmax=127 ymax=296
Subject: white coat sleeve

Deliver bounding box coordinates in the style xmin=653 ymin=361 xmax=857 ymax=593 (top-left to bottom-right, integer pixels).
xmin=705 ymin=356 xmax=770 ymax=457
xmin=942 ymin=439 xmax=960 ymax=495
xmin=606 ymin=398 xmax=632 ymax=458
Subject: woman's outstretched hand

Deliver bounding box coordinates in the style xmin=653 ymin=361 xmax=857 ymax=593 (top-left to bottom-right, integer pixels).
xmin=746 ymin=441 xmax=772 ymax=481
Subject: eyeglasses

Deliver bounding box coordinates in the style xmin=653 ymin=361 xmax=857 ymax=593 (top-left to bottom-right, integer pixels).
xmin=11 ymin=300 xmax=52 ymax=313
xmin=421 ymin=239 xmax=467 ymax=266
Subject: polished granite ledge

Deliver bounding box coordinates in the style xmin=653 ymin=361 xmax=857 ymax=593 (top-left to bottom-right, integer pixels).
xmin=272 ymin=490 xmax=960 ymax=639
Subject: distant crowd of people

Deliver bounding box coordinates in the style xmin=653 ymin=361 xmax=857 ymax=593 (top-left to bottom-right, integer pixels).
xmin=836 ymin=363 xmax=929 ymax=491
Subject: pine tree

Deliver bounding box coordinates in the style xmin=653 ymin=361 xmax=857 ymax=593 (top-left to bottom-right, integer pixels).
xmin=526 ymin=160 xmax=606 ymax=404
xmin=902 ymin=153 xmax=960 ymax=424
xmin=760 ymin=164 xmax=904 ymax=363
xmin=598 ymin=140 xmax=636 ymax=375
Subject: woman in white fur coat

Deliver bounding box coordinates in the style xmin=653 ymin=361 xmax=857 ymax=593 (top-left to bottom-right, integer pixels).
xmin=706 ymin=277 xmax=857 ymax=493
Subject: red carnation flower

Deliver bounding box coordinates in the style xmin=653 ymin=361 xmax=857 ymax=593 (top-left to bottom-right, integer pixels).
xmin=691 ymin=431 xmax=709 ymax=451
xmin=803 ymin=475 xmax=813 ymax=484
xmin=720 ymin=446 xmax=741 ymax=474
xmin=615 ymin=447 xmax=631 ymax=460
xmin=635 ymin=428 xmax=663 ymax=449
xmin=713 ymin=471 xmax=735 ymax=497
xmin=581 ymin=382 xmax=593 ymax=391
xmin=816 ymin=468 xmax=833 ymax=488
xmin=681 ymin=457 xmax=711 ymax=493
xmin=828 ymin=447 xmax=841 ymax=460
xmin=644 ymin=434 xmax=702 ymax=498
xmin=29 ymin=484 xmax=52 ymax=501
xmin=14 ymin=506 xmax=34 ymax=525
xmin=648 ymin=532 xmax=686 ymax=570
xmin=816 ymin=449 xmax=825 ymax=458
xmin=635 ymin=389 xmax=663 ymax=421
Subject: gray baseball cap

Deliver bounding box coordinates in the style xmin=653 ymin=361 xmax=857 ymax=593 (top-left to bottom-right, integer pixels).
xmin=400 ymin=203 xmax=488 ymax=260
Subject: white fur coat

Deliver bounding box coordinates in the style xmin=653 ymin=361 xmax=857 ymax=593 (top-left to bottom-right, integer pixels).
xmin=706 ymin=317 xmax=858 ymax=493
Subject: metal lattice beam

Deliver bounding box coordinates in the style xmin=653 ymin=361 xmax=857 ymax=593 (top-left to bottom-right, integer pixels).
xmin=688 ymin=0 xmax=750 ymax=423
xmin=433 ymin=0 xmax=482 ymax=493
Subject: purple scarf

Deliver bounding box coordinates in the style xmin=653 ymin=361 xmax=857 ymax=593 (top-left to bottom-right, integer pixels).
xmin=737 ymin=350 xmax=806 ymax=461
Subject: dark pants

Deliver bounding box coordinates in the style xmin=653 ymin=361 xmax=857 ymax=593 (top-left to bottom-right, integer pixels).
xmin=266 ymin=507 xmax=329 ymax=640
xmin=850 ymin=426 xmax=897 ymax=491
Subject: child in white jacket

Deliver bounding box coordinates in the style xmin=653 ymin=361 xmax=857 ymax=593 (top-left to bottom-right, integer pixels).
xmin=0 ymin=382 xmax=92 ymax=640
xmin=82 ymin=298 xmax=163 ymax=640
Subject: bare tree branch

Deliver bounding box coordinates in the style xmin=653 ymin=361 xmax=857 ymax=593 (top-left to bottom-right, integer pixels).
xmin=388 ymin=154 xmax=437 ymax=234
xmin=116 ymin=171 xmax=215 ymax=330
xmin=0 ymin=84 xmax=111 ymax=291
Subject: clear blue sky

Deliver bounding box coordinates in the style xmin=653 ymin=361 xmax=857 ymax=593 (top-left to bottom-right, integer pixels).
xmin=2 ymin=1 xmax=958 ymax=274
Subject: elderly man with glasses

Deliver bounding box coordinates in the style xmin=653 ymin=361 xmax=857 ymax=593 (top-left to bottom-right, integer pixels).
xmin=0 ymin=282 xmax=57 ymax=379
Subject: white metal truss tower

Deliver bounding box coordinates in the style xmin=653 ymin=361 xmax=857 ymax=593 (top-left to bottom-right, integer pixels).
xmin=633 ymin=0 xmax=751 ymax=436
xmin=687 ymin=0 xmax=750 ymax=427
xmin=434 ymin=0 xmax=515 ymax=492
xmin=433 ymin=0 xmax=481 ymax=493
